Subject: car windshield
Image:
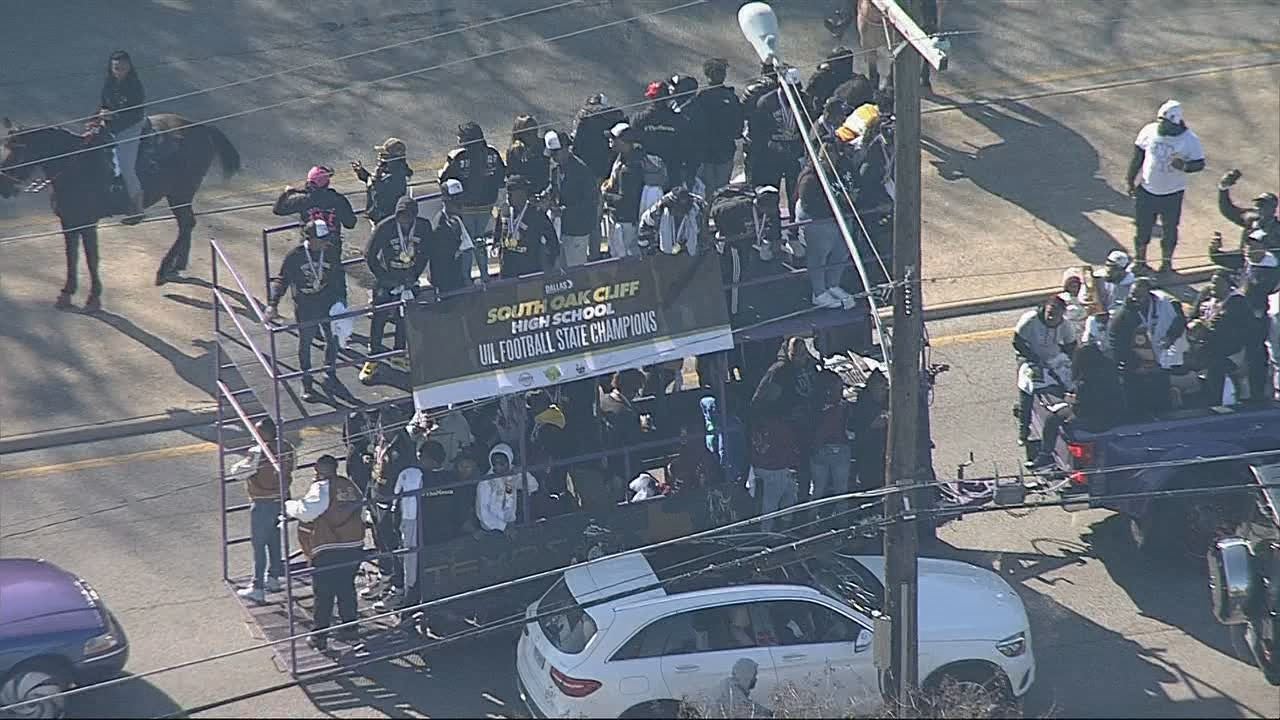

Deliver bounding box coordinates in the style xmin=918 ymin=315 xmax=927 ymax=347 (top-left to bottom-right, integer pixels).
xmin=537 ymin=577 xmax=598 ymax=655
xmin=807 ymin=554 xmax=885 ymax=619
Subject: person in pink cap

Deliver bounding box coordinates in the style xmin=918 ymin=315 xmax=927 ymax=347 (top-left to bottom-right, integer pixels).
xmin=273 ymin=166 xmax=359 ymax=248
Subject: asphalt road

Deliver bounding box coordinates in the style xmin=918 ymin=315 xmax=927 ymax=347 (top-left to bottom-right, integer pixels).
xmin=1 ymin=0 xmax=1277 ymax=439
xmin=3 ymin=307 xmax=1278 ymax=718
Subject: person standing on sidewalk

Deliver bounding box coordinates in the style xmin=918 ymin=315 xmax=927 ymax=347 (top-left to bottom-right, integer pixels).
xmin=749 ymin=407 xmax=801 ymax=533
xmin=1125 ymin=100 xmax=1205 ymax=274
xmin=287 ymin=454 xmax=364 ymax=650
xmin=439 ymin=122 xmax=506 ymax=286
xmin=234 ymin=417 xmax=295 ymax=604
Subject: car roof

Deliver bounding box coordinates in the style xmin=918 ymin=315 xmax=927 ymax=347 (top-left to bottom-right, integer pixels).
xmin=0 ymin=558 xmax=100 ymax=634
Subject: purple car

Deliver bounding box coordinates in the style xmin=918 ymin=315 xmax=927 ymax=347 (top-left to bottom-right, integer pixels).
xmin=0 ymin=559 xmax=129 ymax=719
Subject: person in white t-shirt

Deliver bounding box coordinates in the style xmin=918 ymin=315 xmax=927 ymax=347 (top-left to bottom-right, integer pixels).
xmin=1125 ymin=99 xmax=1206 ymax=274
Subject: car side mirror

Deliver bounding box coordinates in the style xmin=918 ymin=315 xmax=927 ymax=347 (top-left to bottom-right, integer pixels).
xmin=854 ymin=628 xmax=872 ymax=653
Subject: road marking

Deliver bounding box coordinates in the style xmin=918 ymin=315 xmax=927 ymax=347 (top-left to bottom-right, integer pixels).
xmin=930 ymin=327 xmax=1013 ymax=347
xmin=939 ymin=43 xmax=1280 ymax=101
xmin=0 ymin=426 xmax=331 ymax=481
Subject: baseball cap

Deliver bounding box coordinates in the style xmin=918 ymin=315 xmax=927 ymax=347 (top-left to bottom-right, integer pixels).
xmin=543 ymin=130 xmax=562 ymax=156
xmin=306 ymin=166 xmax=332 ymax=187
xmin=1106 ymin=249 xmax=1130 ymax=267
xmin=1157 ymin=99 xmax=1183 ymax=124
xmin=443 ymin=178 xmax=464 ymax=197
xmin=375 ymin=137 xmax=406 ymax=158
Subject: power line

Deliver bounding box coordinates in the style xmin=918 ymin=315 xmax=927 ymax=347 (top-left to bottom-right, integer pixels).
xmin=164 ymin=471 xmax=1280 ymax=717
xmin=14 ymin=1 xmax=585 ymax=137
xmin=0 ymin=41 xmax=886 ymax=248
xmin=0 ymin=0 xmax=710 ymax=175
xmin=5 ymin=427 xmax=1277 ymax=714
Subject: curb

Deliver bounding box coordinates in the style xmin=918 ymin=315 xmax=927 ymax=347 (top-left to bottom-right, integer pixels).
xmin=2 ymin=266 xmax=1216 ymax=456
xmin=878 ymin=264 xmax=1217 ymax=324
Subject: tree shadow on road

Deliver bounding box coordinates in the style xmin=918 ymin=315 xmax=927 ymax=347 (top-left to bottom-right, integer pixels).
xmin=929 ymin=537 xmax=1259 ymax=718
xmin=922 ymin=95 xmax=1133 ymax=267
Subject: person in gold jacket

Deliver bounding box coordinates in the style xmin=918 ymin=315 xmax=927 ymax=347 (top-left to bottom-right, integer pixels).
xmin=286 ymin=454 xmax=365 ymax=650
xmin=233 ymin=417 xmax=295 ymax=604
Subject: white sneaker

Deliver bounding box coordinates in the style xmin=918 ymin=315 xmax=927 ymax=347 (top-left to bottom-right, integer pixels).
xmin=373 ymin=591 xmax=406 ymax=611
xmin=265 ymin=577 xmax=283 ymax=593
xmin=812 ymin=290 xmax=842 ymax=308
xmin=237 ymin=587 xmax=266 ymax=604
xmin=828 ymin=286 xmax=854 ymax=301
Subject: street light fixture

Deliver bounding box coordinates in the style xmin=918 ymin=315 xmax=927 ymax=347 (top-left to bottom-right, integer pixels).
xmin=736 ymin=2 xmax=888 ymax=353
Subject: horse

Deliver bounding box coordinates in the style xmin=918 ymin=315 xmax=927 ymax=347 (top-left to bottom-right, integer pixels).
xmin=0 ymin=113 xmax=241 ymax=311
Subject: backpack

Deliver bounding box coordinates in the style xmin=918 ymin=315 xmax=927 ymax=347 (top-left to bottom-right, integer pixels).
xmin=709 ymin=184 xmax=770 ymax=246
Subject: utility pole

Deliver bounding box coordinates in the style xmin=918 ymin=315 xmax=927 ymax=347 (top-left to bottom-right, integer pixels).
xmin=875 ymin=0 xmax=939 ymax=709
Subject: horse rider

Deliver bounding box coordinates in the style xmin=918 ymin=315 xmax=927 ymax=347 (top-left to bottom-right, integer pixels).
xmin=98 ymin=50 xmax=147 ymax=224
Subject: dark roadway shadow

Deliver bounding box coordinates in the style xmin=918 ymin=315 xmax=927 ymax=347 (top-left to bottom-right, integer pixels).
xmin=922 ymin=95 xmax=1133 ymax=267
xmin=1079 ymin=513 xmax=1246 ymax=663
xmin=928 ymin=538 xmax=1260 ymax=718
xmin=71 ymin=674 xmax=183 ymax=719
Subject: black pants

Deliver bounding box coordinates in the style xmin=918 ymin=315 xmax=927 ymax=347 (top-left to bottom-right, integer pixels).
xmin=1038 ymin=406 xmax=1074 ymax=458
xmin=749 ymin=152 xmax=800 ymax=218
xmin=297 ymin=309 xmax=339 ymax=388
xmin=1017 ymin=391 xmax=1034 ymax=441
xmin=372 ymin=501 xmax=403 ymax=587
xmin=1134 ymin=186 xmax=1184 ymax=263
xmin=369 ymin=286 xmax=407 ymax=355
xmin=312 ymin=547 xmax=361 ymax=637
xmin=1246 ymin=333 xmax=1270 ymax=404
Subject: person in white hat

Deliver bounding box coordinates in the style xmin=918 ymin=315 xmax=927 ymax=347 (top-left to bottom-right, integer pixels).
xmin=1125 ymin=99 xmax=1205 ymax=273
xmin=544 ymin=129 xmax=597 ymax=266
xmin=432 ymin=178 xmax=473 ymax=291
xmin=1095 ymin=249 xmax=1136 ymax=312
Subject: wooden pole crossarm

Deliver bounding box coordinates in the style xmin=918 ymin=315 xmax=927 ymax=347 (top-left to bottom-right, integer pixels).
xmin=870 ymin=0 xmax=948 ymax=71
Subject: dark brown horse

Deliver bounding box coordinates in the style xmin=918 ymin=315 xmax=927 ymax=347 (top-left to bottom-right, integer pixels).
xmin=0 ymin=113 xmax=241 ymax=310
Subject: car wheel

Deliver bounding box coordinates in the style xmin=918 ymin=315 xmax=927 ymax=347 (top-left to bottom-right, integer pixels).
xmin=1132 ymin=496 xmax=1227 ymax=566
xmin=0 ymin=662 xmax=70 ymax=720
xmin=924 ymin=665 xmax=1015 ymax=719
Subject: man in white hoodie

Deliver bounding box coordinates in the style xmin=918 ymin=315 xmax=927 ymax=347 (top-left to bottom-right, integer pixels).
xmin=475 ymin=444 xmax=539 ymax=534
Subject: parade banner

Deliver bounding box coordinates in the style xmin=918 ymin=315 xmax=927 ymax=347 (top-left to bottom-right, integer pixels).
xmin=406 ymin=254 xmax=732 ymax=408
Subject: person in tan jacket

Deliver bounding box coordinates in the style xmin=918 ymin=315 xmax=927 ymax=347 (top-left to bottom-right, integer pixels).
xmin=287 ymin=455 xmax=365 ymax=650
xmin=234 ymin=417 xmax=295 ymax=604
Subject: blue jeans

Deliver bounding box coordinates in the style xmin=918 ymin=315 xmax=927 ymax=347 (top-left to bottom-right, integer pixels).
xmin=756 ymin=467 xmax=797 ymax=532
xmin=250 ymin=500 xmax=283 ymax=588
xmin=810 ymin=443 xmax=852 ymax=500
xmin=800 ymin=216 xmax=845 ymax=298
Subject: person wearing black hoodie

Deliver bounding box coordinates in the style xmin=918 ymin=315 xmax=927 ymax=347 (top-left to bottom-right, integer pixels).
xmin=273 ymin=167 xmax=359 ymax=245
xmin=1210 ymin=231 xmax=1280 ymax=400
xmin=806 ymin=47 xmax=856 ymax=115
xmin=98 ymin=50 xmax=147 ymax=223
xmin=267 ymin=219 xmax=345 ymax=403
xmin=495 ymin=175 xmax=559 ymax=278
xmin=748 ymin=69 xmax=808 ymax=219
xmin=1190 ymin=269 xmax=1254 ymax=404
xmin=630 ymin=81 xmax=691 ymax=190
xmin=691 ymin=58 xmax=744 ymax=197
xmin=439 ymin=122 xmax=507 ymax=285
xmin=1219 ymin=169 xmax=1280 ymax=250
xmin=352 ymin=138 xmax=413 ymax=224
xmin=571 ymin=94 xmax=627 ymax=182
xmin=360 ymin=195 xmax=431 ymax=383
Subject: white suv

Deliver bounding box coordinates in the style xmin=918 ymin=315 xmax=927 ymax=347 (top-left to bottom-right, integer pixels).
xmin=516 ymin=534 xmax=1034 ymax=718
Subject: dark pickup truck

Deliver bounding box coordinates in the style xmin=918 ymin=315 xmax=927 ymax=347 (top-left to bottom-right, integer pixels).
xmin=1209 ymin=462 xmax=1280 ymax=685
xmin=1029 ymin=397 xmax=1280 ymax=559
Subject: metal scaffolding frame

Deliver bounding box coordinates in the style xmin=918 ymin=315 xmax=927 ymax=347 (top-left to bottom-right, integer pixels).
xmin=211 ymin=185 xmax=889 ymax=676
